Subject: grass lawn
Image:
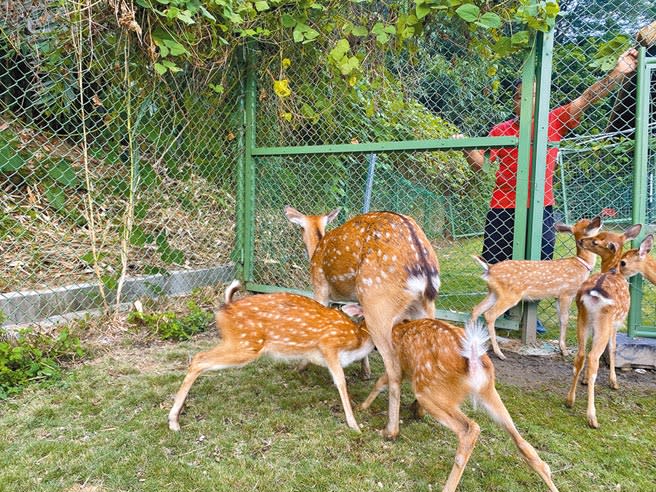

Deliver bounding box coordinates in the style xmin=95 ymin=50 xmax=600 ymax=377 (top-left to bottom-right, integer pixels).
xmin=1 ymin=331 xmax=656 ymax=492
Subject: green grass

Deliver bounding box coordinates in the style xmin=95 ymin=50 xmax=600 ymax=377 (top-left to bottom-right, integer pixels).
xmin=1 ymin=337 xmax=655 ymax=492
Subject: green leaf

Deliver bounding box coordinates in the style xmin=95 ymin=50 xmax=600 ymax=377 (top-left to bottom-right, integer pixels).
xmin=47 ymin=160 xmax=79 ymax=188
xmin=329 ymin=39 xmax=350 ymax=61
xmin=129 ymin=226 xmax=151 ymax=247
xmin=415 ymin=3 xmax=431 ymax=20
xmin=281 ymin=14 xmax=296 ymax=27
xmin=254 ymin=1 xmax=269 ymax=12
xmin=478 ymin=12 xmax=501 ymax=29
xmin=176 ymin=10 xmax=195 ymax=24
xmin=351 ymin=25 xmax=368 ymax=37
xmin=510 ymin=30 xmax=529 ymax=46
xmin=134 ymin=201 xmax=149 ymax=220
xmin=292 ymin=29 xmax=304 ymax=42
xmin=161 ymin=247 xmax=185 ymax=265
xmin=45 ymin=186 xmax=67 ymax=212
xmin=0 ymin=144 xmax=25 ymax=173
xmin=455 ymin=4 xmax=480 ymax=23
xmin=199 ymin=6 xmax=216 ymax=21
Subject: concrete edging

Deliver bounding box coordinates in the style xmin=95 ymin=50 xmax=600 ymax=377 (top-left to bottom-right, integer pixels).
xmin=0 ymin=264 xmax=235 ymax=327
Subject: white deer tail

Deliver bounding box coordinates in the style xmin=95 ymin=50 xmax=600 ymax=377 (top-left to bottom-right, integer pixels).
xmin=461 ymin=319 xmax=490 ymax=394
xmin=224 ymin=279 xmax=241 ymax=305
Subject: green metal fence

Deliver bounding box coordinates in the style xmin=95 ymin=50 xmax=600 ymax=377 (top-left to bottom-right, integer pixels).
xmin=1 ymin=1 xmax=655 ymax=345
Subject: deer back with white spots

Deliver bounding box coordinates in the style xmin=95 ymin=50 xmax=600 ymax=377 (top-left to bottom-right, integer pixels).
xmin=566 ymin=223 xmax=642 ymax=429
xmin=471 ymin=216 xmax=603 ymax=359
xmin=360 ymin=319 xmax=559 ymax=492
xmin=285 ymin=206 xmax=440 ymax=440
xmin=168 ymin=280 xmax=374 ymax=433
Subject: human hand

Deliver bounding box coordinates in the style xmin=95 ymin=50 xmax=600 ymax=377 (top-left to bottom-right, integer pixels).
xmin=612 ymin=48 xmax=638 ymax=76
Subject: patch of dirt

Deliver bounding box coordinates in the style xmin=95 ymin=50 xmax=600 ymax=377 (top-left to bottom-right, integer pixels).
xmin=494 ymin=343 xmax=656 ymax=392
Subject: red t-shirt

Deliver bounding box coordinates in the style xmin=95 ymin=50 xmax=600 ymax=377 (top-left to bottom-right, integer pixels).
xmin=488 ymin=103 xmax=580 ymax=209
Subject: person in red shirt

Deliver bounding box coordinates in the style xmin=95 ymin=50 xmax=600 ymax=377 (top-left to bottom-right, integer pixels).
xmin=459 ymin=48 xmax=638 ymax=265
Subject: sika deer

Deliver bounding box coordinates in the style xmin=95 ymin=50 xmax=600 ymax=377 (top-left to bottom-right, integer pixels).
xmin=565 ymin=224 xmax=642 ymax=428
xmin=471 ymin=216 xmax=603 ymax=359
xmin=360 ymin=318 xmax=558 ymax=492
xmin=285 ymin=206 xmax=440 ymax=439
xmin=619 ymin=234 xmax=655 ymax=283
xmin=168 ymin=280 xmax=374 ymax=432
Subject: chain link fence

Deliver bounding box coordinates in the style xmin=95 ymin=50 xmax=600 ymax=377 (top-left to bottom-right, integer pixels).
xmin=1 ymin=2 xmax=241 ymax=325
xmin=1 ymin=1 xmax=655 ymax=340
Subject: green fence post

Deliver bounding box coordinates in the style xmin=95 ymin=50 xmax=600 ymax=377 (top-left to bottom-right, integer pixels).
xmin=628 ymin=47 xmax=649 ymax=337
xmin=521 ymin=29 xmax=555 ymax=344
xmin=237 ymin=42 xmax=257 ymax=285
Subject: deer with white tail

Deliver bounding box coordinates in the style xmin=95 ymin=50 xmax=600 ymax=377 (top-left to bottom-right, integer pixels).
xmin=565 ymin=224 xmax=642 ymax=428
xmin=471 ymin=216 xmax=603 ymax=359
xmin=285 ymin=206 xmax=440 ymax=440
xmin=359 ymin=315 xmax=559 ymax=492
xmin=168 ymin=280 xmax=374 ymax=432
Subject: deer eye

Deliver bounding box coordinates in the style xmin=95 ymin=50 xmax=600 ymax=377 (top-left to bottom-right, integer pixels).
xmin=620 ymin=260 xmax=627 ymax=267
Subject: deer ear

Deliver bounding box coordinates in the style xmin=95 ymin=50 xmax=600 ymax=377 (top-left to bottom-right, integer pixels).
xmin=639 ymin=235 xmax=654 ymax=257
xmin=623 ymin=224 xmax=642 ymax=240
xmin=325 ymin=208 xmax=341 ymax=225
xmin=285 ymin=205 xmax=306 ymax=227
xmin=554 ymin=223 xmax=572 ymax=233
xmin=589 ymin=215 xmax=602 ymax=230
xmin=341 ymin=303 xmax=364 ymax=318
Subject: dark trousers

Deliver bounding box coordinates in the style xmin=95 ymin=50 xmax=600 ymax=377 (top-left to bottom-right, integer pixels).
xmin=481 ymin=206 xmax=555 ymax=264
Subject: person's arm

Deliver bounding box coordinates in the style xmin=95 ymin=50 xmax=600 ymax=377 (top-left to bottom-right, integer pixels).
xmin=568 ymin=48 xmax=638 ymax=123
xmin=452 ymin=134 xmax=486 ymax=171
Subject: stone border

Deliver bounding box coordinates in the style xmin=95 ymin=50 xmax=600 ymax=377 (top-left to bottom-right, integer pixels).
xmin=0 ymin=264 xmax=235 ymax=327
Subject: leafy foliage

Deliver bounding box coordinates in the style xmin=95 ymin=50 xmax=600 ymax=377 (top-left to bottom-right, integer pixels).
xmin=127 ymin=301 xmax=214 ymax=340
xmin=0 ymin=328 xmax=85 ymax=399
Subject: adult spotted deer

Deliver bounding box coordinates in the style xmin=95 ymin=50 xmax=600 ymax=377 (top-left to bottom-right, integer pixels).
xmin=360 ymin=317 xmax=559 ymax=492
xmin=618 ymin=234 xmax=655 ymax=282
xmin=168 ymin=280 xmax=374 ymax=432
xmin=285 ymin=206 xmax=440 ymax=439
xmin=471 ymin=216 xmax=603 ymax=359
xmin=565 ymin=224 xmax=642 ymax=428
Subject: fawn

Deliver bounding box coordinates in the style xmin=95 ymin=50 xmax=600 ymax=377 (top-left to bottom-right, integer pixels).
xmin=565 ymin=224 xmax=642 ymax=428
xmin=168 ymin=280 xmax=374 ymax=432
xmin=471 ymin=216 xmax=603 ymax=359
xmin=285 ymin=206 xmax=440 ymax=440
xmin=360 ymin=317 xmax=559 ymax=492
xmin=618 ymin=234 xmax=655 ymax=283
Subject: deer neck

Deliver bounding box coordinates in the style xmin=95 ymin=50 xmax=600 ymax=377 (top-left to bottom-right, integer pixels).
xmin=575 ymin=247 xmax=597 ymax=272
xmin=303 ymin=227 xmax=324 ymax=259
xmin=600 ymin=249 xmax=624 ymax=273
xmin=643 ymin=256 xmax=656 ymax=284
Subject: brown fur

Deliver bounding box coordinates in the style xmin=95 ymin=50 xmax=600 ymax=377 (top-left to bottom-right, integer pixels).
xmin=286 ymin=206 xmax=440 ymax=439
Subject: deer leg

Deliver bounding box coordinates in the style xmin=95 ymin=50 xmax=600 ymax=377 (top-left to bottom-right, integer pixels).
xmin=608 ymin=325 xmax=619 ymax=390
xmin=471 ymin=291 xmax=496 ymax=320
xmin=479 ymin=384 xmax=558 ymax=492
xmin=323 ymin=351 xmax=361 ymax=432
xmin=480 ymin=295 xmax=521 ymax=360
xmin=416 ymin=393 xmax=480 ymax=492
xmin=360 ymin=372 xmax=388 ymax=410
xmin=364 ymin=313 xmax=402 ymax=439
xmin=566 ymin=309 xmax=588 ymax=408
xmin=557 ymin=294 xmax=574 ymax=356
xmin=585 ymin=320 xmax=612 ymax=429
xmin=168 ymin=345 xmax=258 ymax=431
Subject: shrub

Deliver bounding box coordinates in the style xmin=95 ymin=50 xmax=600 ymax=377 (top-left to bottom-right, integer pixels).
xmin=127 ymin=301 xmax=213 ymax=341
xmin=0 ymin=328 xmax=85 ymax=399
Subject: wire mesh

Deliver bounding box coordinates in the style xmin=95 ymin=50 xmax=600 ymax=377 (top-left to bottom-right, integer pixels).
xmin=1 ymin=4 xmax=241 ymax=325
xmin=1 ymin=0 xmax=655 ymax=341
